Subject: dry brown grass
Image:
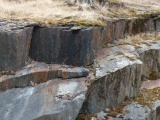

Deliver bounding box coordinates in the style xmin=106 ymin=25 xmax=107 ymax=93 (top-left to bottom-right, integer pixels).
xmin=119 ymin=0 xmax=160 ymax=10
xmin=0 ymin=0 xmax=160 ymax=26
xmin=135 ymin=87 xmax=160 ymax=107
xmin=0 ymin=0 xmax=107 ymax=26
xmin=118 ymin=33 xmax=160 ymax=46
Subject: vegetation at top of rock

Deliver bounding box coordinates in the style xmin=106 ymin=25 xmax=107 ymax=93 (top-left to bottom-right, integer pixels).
xmin=135 ymin=87 xmax=160 ymax=107
xmin=0 ymin=0 xmax=160 ymax=26
xmin=77 ymin=101 xmax=131 ymax=119
xmin=117 ymin=33 xmax=160 ymax=46
xmin=103 ymin=33 xmax=160 ymax=49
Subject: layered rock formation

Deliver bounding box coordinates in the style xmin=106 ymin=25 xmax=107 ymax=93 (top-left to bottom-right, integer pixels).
xmin=29 ymin=18 xmax=156 ymax=67
xmin=86 ymin=79 xmax=160 ymax=120
xmin=0 ymin=62 xmax=89 ymax=92
xmin=0 ymin=21 xmax=34 ymax=71
xmin=0 ymin=79 xmax=87 ymax=120
xmin=80 ymin=38 xmax=160 ymax=114
xmin=0 ymin=16 xmax=160 ymax=120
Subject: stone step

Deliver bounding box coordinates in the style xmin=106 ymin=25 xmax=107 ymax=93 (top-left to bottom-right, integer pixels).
xmin=79 ymin=33 xmax=160 ymax=114
xmin=0 ymin=61 xmax=89 ymax=92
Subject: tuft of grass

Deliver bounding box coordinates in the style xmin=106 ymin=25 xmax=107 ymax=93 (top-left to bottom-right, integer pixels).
xmin=135 ymin=87 xmax=160 ymax=107
xmin=115 ymin=51 xmax=124 ymax=56
xmin=125 ymin=56 xmax=135 ymax=61
xmin=118 ymin=33 xmax=160 ymax=46
xmin=134 ymin=45 xmax=142 ymax=49
xmin=149 ymin=71 xmax=159 ymax=80
xmin=108 ymin=0 xmax=119 ymax=3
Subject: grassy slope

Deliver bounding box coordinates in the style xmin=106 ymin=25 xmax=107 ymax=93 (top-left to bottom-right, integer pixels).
xmin=0 ymin=0 xmax=160 ymax=26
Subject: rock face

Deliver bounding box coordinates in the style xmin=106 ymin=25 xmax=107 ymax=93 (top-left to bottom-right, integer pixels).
xmin=92 ymin=101 xmax=160 ymax=120
xmin=108 ymin=79 xmax=160 ymax=120
xmin=139 ymin=49 xmax=160 ymax=80
xmin=156 ymin=20 xmax=160 ymax=32
xmin=123 ymin=102 xmax=160 ymax=120
xmin=0 ymin=62 xmax=89 ymax=92
xmin=81 ymin=63 xmax=142 ymax=113
xmin=0 ymin=21 xmax=34 ymax=71
xmin=29 ymin=27 xmax=101 ymax=66
xmin=78 ymin=80 xmax=160 ymax=120
xmin=29 ymin=18 xmax=156 ymax=67
xmin=1 ymin=17 xmax=160 ymax=120
xmin=80 ymin=40 xmax=160 ymax=114
xmin=0 ymin=79 xmax=87 ymax=120
xmin=80 ymin=46 xmax=142 ymax=113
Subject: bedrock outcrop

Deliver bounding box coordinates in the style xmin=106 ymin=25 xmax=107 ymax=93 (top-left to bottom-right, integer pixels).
xmin=86 ymin=79 xmax=160 ymax=120
xmin=0 ymin=21 xmax=34 ymax=71
xmin=0 ymin=18 xmax=160 ymax=120
xmin=0 ymin=78 xmax=87 ymax=120
xmin=0 ymin=61 xmax=89 ymax=92
xmin=1 ymin=36 xmax=160 ymax=120
xmin=80 ymin=38 xmax=160 ymax=114
xmin=29 ymin=18 xmax=156 ymax=67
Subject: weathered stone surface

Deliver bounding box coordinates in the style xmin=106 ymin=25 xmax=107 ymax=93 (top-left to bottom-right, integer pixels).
xmin=81 ymin=48 xmax=142 ymax=113
xmin=116 ymin=80 xmax=160 ymax=120
xmin=118 ymin=40 xmax=160 ymax=81
xmin=156 ymin=20 xmax=160 ymax=32
xmin=97 ymin=101 xmax=160 ymax=120
xmin=29 ymin=26 xmax=101 ymax=66
xmin=60 ymin=67 xmax=90 ymax=79
xmin=29 ymin=18 xmax=158 ymax=67
xmin=0 ymin=21 xmax=34 ymax=71
xmin=139 ymin=49 xmax=160 ymax=80
xmin=0 ymin=62 xmax=89 ymax=92
xmin=0 ymin=78 xmax=87 ymax=120
xmin=114 ymin=20 xmax=127 ymax=40
xmin=78 ymin=101 xmax=160 ymax=120
xmin=122 ymin=102 xmax=160 ymax=120
xmin=100 ymin=21 xmax=115 ymax=45
xmin=132 ymin=18 xmax=152 ymax=34
xmin=78 ymin=79 xmax=160 ymax=120
xmin=80 ymin=38 xmax=160 ymax=114
xmin=101 ymin=18 xmax=155 ymax=46
xmin=141 ymin=79 xmax=160 ymax=89
xmin=0 ymin=19 xmax=160 ymax=120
